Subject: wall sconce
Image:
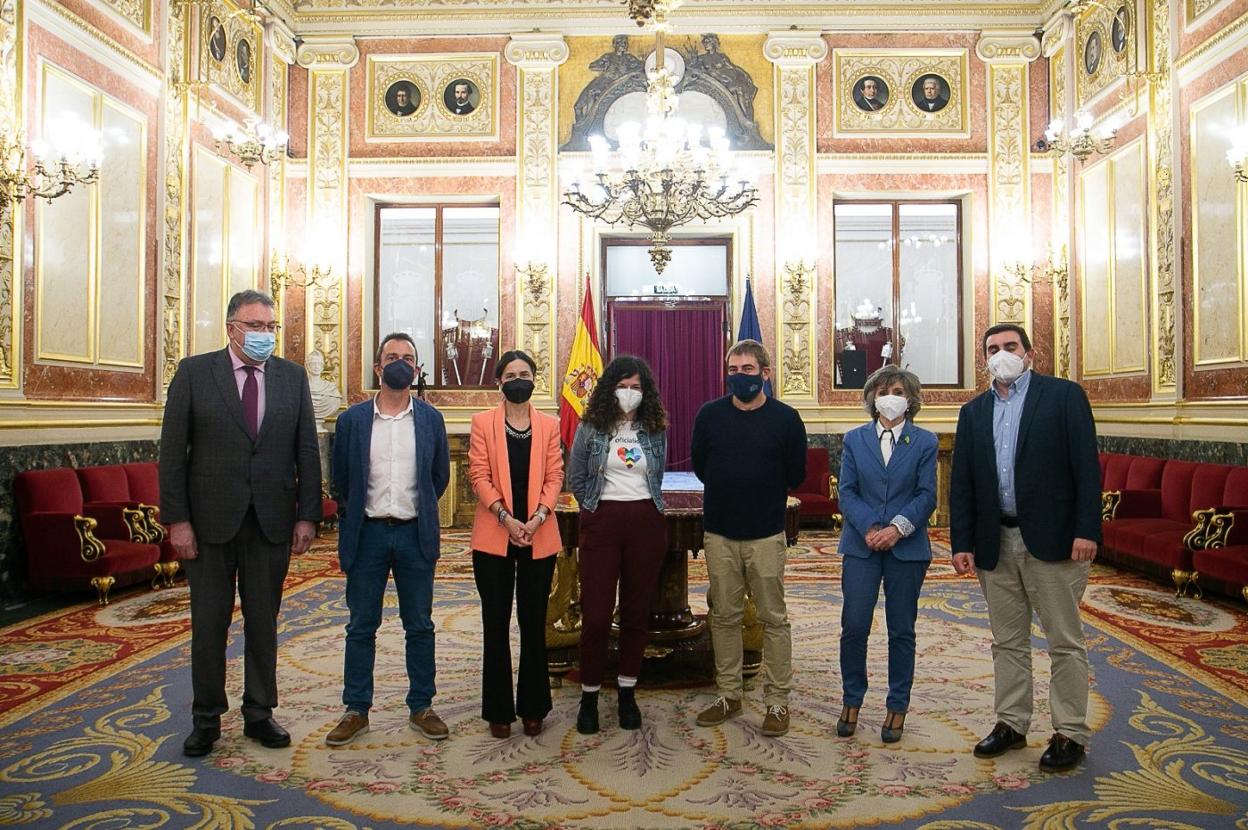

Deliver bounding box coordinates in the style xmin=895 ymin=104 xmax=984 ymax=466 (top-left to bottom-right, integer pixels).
xmin=0 ymin=120 xmax=103 ymax=220
xmin=213 ymin=119 xmax=288 ymax=170
xmin=1229 ymin=128 xmax=1248 ymax=183
xmin=1002 ymin=250 xmax=1068 ymax=286
xmin=1043 ymin=111 xmax=1120 ymax=163
xmin=516 ymin=261 xmax=552 ymax=305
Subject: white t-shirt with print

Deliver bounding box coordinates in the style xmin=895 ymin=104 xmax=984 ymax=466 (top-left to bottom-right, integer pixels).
xmin=601 ymin=419 xmax=651 ymax=502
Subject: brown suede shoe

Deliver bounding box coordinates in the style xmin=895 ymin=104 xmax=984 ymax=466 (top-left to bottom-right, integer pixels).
xmin=325 ymin=711 xmax=369 ymax=746
xmin=410 ymin=708 xmax=449 ymax=740
xmin=761 ymin=705 xmax=790 ymax=737
xmin=695 ymin=696 xmax=742 ymax=727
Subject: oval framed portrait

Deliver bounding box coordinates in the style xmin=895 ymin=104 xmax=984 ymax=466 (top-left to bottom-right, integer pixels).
xmin=235 ymin=38 xmax=252 ymax=85
xmin=851 ymin=75 xmax=889 ymax=113
xmin=207 ymin=17 xmax=226 ymax=62
xmin=1083 ymin=29 xmax=1103 ymax=76
xmin=443 ymin=78 xmax=479 ymax=116
xmin=385 ymin=80 xmax=422 ymax=118
xmin=911 ymin=74 xmax=951 ymax=114
xmin=1112 ymin=5 xmax=1131 ymax=54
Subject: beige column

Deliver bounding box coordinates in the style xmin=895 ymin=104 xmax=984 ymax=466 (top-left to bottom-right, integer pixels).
xmin=0 ymin=0 xmax=21 ymax=390
xmin=266 ymin=20 xmax=295 ymax=356
xmin=1146 ymin=0 xmax=1178 ymax=398
xmin=764 ymin=31 xmax=827 ymax=402
xmin=977 ymin=29 xmax=1041 ymax=330
xmin=505 ymin=34 xmax=568 ymax=400
xmin=1042 ymin=13 xmax=1074 ymax=378
xmin=297 ymin=35 xmax=357 ymax=398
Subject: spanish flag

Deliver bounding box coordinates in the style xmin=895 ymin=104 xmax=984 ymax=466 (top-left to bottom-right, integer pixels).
xmin=560 ymin=276 xmax=604 ymax=449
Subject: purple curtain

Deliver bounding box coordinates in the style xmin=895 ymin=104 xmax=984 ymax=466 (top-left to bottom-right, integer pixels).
xmin=612 ymin=306 xmax=724 ymax=471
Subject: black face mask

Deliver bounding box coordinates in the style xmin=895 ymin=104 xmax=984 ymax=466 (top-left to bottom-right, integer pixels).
xmin=501 ymin=378 xmax=534 ymax=404
xmin=726 ymin=372 xmax=764 ymax=402
xmin=381 ymin=359 xmax=415 ymax=390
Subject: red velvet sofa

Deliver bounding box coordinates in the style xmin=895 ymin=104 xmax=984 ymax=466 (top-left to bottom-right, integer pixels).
xmin=13 ymin=467 xmax=164 ymax=605
xmin=76 ymin=463 xmax=182 ymax=587
xmin=789 ymin=447 xmax=843 ymax=529
xmin=1099 ymin=452 xmax=1248 ymax=601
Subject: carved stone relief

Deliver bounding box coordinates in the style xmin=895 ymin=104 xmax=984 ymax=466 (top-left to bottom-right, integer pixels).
xmin=162 ymin=1 xmax=189 ymax=392
xmin=0 ymin=0 xmax=16 ymax=387
xmin=308 ymin=67 xmax=349 ymax=395
xmin=1150 ymin=0 xmax=1177 ymax=391
xmin=562 ymin=33 xmax=770 ymax=152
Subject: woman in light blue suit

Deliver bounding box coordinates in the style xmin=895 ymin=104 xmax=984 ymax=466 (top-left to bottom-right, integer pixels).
xmin=836 ymin=365 xmax=937 ymax=743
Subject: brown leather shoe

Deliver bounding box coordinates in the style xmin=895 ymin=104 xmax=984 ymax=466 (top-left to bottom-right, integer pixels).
xmin=325 ymin=711 xmax=369 ymax=746
xmin=761 ymin=705 xmax=790 ymax=737
xmin=410 ymin=708 xmax=449 ymax=740
xmin=489 ymin=722 xmax=511 ymax=739
xmin=522 ymin=718 xmax=543 ymax=736
xmin=695 ymin=696 xmax=742 ymax=727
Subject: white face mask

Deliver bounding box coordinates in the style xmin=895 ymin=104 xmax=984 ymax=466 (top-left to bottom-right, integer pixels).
xmin=874 ymin=394 xmax=908 ymax=422
xmin=987 ymin=350 xmax=1027 ymax=384
xmin=615 ymin=387 xmax=643 ymax=414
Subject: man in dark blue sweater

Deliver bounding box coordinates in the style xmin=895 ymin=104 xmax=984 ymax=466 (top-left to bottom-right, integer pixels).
xmin=691 ymin=339 xmax=807 ymax=737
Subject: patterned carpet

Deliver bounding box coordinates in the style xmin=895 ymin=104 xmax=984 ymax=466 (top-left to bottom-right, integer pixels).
xmin=1 ymin=530 xmax=1246 ymax=829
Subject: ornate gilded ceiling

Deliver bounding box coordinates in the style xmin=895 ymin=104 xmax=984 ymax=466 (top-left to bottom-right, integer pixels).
xmin=270 ymin=0 xmax=1055 ymax=35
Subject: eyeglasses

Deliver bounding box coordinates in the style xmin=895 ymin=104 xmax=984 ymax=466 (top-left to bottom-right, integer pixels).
xmin=230 ymin=320 xmax=281 ymax=333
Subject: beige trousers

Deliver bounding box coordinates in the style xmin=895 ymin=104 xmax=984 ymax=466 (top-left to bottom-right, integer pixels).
xmin=977 ymin=526 xmax=1091 ymax=745
xmin=705 ymin=531 xmax=793 ymax=706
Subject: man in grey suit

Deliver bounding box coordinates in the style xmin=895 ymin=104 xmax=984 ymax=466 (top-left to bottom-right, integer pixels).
xmin=160 ymin=289 xmax=322 ymax=757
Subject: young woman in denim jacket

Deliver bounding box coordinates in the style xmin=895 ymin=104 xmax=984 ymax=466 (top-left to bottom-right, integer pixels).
xmin=566 ymin=355 xmax=668 ymax=734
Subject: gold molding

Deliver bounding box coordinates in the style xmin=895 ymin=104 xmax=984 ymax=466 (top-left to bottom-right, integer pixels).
xmin=268 ymin=55 xmax=288 ymax=355
xmin=1051 ymin=41 xmax=1072 ymax=378
xmin=98 ymin=0 xmax=151 ymax=34
xmin=831 ymin=48 xmax=971 ymax=137
xmin=1174 ymin=8 xmax=1248 ymax=70
xmin=1147 ymin=0 xmax=1177 ymax=394
xmin=162 ymin=0 xmax=189 ymax=394
xmin=0 ymin=0 xmax=21 ymax=389
xmin=365 ymin=53 xmax=500 ymax=142
xmin=986 ymin=58 xmax=1034 ymax=328
xmin=38 ymin=0 xmax=161 ymax=82
xmin=307 ymin=68 xmax=348 ymax=396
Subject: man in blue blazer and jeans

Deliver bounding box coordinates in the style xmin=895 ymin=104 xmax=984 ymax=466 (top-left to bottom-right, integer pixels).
xmin=326 ymin=332 xmax=450 ymax=747
xmin=951 ymin=323 xmax=1101 ymax=773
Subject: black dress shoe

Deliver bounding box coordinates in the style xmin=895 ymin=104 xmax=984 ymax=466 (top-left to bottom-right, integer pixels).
xmin=182 ymin=726 xmax=220 ymax=757
xmin=576 ymin=691 xmax=599 ymax=735
xmin=617 ymin=687 xmax=642 ymax=730
xmin=973 ymin=722 xmax=1027 ymax=758
xmin=243 ymin=717 xmax=291 ymax=748
xmin=1039 ymin=733 xmax=1086 ymax=772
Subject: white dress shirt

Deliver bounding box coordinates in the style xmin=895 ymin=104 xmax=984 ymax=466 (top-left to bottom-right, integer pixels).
xmin=365 ymin=396 xmax=419 ymax=520
xmin=875 ymin=419 xmax=914 ymax=538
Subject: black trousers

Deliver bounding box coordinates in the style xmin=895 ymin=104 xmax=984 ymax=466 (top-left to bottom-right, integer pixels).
xmin=472 ymin=546 xmax=556 ymax=724
xmin=184 ymin=507 xmax=290 ymax=729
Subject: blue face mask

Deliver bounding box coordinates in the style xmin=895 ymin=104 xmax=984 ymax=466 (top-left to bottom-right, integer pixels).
xmin=726 ymin=372 xmax=764 ymax=402
xmin=239 ymin=330 xmax=276 ymax=363
xmin=381 ymin=359 xmax=415 ymax=390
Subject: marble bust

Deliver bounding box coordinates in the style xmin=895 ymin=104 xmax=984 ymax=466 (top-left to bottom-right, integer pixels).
xmin=305 ymin=350 xmax=342 ymax=425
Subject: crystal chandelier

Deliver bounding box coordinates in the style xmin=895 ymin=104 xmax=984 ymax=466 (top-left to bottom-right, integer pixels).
xmin=213 ymin=119 xmax=288 ymax=170
xmin=562 ymin=2 xmax=758 ymax=273
xmin=1043 ymin=111 xmax=1120 ymax=163
xmin=0 ymin=116 xmax=102 ymax=219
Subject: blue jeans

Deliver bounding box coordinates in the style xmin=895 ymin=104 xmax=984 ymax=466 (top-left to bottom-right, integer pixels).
xmin=343 ymin=519 xmax=436 ymax=714
xmin=839 ymin=550 xmax=928 ymax=712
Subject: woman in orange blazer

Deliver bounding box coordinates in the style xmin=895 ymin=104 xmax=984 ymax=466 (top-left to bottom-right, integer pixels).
xmin=469 ymin=350 xmax=564 ymax=739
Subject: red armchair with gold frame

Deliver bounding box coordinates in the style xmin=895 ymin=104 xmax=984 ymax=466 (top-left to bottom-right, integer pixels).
xmin=14 ymin=468 xmax=163 ymax=605
xmin=789 ymin=447 xmax=843 ymax=529
xmin=77 ymin=464 xmax=180 ymax=587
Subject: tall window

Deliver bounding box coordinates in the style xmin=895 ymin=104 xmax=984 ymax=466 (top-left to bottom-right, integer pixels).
xmin=832 ymin=200 xmax=964 ymax=388
xmin=374 ymin=203 xmax=500 ymax=388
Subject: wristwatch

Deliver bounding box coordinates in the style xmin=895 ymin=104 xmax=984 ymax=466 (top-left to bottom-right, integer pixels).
xmin=497 ymin=507 xmax=509 ymax=525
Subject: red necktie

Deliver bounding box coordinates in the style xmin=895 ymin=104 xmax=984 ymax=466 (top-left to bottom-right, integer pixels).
xmin=242 ymin=366 xmax=258 ymax=440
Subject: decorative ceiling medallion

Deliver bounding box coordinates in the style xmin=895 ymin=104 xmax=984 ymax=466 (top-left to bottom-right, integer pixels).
xmin=832 ymin=49 xmax=970 ymax=137
xmin=365 ymin=54 xmax=499 ymax=141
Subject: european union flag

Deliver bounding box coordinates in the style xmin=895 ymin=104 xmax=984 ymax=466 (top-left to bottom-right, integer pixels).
xmin=737 ymin=277 xmax=774 ymax=398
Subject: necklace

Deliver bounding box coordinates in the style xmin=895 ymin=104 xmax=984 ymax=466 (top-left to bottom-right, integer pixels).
xmin=505 ymin=420 xmax=532 ymax=440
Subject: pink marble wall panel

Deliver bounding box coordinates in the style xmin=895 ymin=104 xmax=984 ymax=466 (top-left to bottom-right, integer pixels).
xmin=815 ymin=172 xmax=990 ymax=406
xmin=1179 ymin=0 xmax=1248 ymax=58
xmin=57 ymin=0 xmax=163 ymax=70
xmin=345 ymin=175 xmax=516 ymax=407
xmin=1030 ymin=56 xmax=1051 ymax=151
xmin=21 ymin=23 xmax=161 ymax=402
xmin=288 ymin=66 xmax=309 ymax=159
xmin=818 ymin=33 xmax=987 ymax=154
xmin=1179 ymin=46 xmax=1248 ymax=400
xmin=348 ymin=37 xmax=516 ymax=159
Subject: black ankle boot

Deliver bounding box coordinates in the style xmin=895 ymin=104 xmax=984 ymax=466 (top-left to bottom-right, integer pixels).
xmin=618 ymin=687 xmax=642 ymax=730
xmin=576 ymin=691 xmax=599 ymax=734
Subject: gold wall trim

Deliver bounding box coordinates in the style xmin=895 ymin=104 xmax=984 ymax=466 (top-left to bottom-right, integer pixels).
xmin=0 ymin=0 xmax=22 ymax=389
xmin=161 ymin=0 xmax=189 ymax=394
xmin=0 ymin=418 xmax=164 ymax=429
xmin=307 ymin=67 xmax=349 ymax=396
xmin=1147 ymin=0 xmax=1178 ymax=395
xmin=984 ymin=58 xmax=1035 ymax=328
xmin=1175 ymin=9 xmax=1248 ymax=70
xmin=97 ymin=0 xmax=152 ymax=35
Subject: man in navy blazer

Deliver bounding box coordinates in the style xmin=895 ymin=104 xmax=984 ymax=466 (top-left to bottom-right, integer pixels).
xmin=837 ymin=366 xmax=938 ymax=744
xmin=326 ymin=332 xmax=451 ymax=747
xmin=950 ymin=323 xmax=1101 ymax=773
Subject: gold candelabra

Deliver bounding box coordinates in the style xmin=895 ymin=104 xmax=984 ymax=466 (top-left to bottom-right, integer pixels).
xmin=1043 ymin=111 xmax=1120 ymax=163
xmin=1229 ymin=129 xmax=1248 ymax=183
xmin=213 ymin=119 xmax=288 ymax=170
xmin=0 ymin=126 xmax=102 ymax=219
